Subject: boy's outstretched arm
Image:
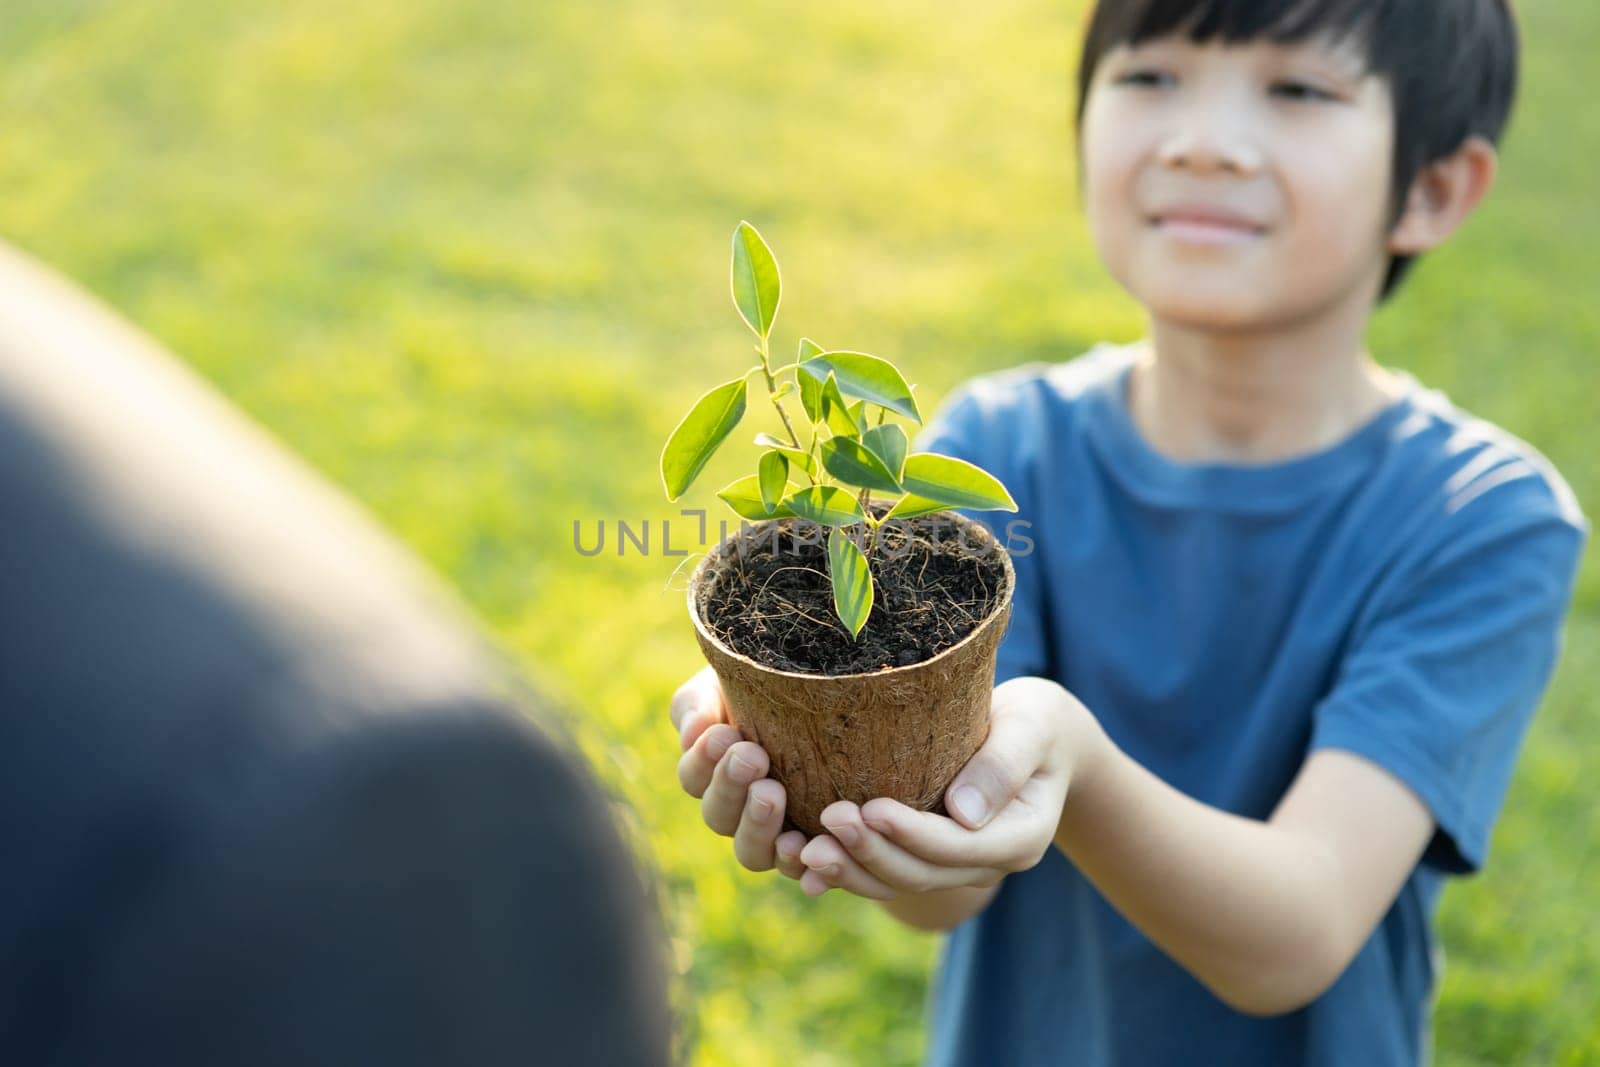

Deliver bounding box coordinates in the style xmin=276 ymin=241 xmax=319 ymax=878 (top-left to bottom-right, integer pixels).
xmin=1050 ymin=733 xmax=1433 ymax=1015
xmin=851 ymin=680 xmax=1433 ymax=1017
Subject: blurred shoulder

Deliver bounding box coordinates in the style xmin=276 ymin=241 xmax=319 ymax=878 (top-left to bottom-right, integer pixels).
xmin=917 ymin=341 xmax=1134 ymax=451
xmin=1389 ymin=374 xmax=1587 ymax=535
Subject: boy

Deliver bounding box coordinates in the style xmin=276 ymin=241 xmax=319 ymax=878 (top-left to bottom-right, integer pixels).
xmin=670 ymin=0 xmax=1588 ymax=1062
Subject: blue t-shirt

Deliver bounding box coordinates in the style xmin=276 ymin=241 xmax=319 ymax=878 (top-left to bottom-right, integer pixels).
xmin=909 ymin=342 xmax=1588 ymax=1067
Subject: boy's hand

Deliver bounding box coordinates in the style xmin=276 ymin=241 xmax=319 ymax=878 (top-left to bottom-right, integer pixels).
xmin=670 ymin=665 xmax=809 ymax=880
xmin=795 ymin=677 xmax=1099 ymax=900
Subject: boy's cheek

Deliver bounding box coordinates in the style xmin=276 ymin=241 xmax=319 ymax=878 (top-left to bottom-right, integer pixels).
xmin=1080 ymin=217 xmax=1127 ymax=293
xmin=1080 ymin=162 xmax=1145 ymax=246
xmin=1079 ymin=95 xmax=1148 ymax=176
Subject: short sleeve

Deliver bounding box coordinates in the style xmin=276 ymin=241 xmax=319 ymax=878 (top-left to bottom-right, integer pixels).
xmin=912 ymin=380 xmax=1054 ymax=687
xmin=1310 ymin=486 xmax=1587 ymax=874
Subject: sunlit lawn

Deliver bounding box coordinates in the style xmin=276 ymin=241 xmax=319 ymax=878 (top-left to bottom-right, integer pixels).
xmin=1 ymin=1 xmax=1595 ymax=1062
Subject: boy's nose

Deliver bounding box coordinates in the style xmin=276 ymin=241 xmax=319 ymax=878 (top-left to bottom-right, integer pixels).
xmin=1156 ymin=123 xmax=1264 ymax=176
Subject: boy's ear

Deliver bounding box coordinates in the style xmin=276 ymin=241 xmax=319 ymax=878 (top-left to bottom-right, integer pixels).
xmin=1386 ymin=136 xmax=1499 ymax=255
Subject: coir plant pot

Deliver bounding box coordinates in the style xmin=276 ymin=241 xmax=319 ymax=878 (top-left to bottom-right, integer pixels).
xmin=687 ymin=506 xmax=1014 ymax=838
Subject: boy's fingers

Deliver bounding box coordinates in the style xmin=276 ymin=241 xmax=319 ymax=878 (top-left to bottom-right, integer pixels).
xmin=860 ymin=797 xmax=1040 ymax=872
xmin=800 ymin=870 xmax=835 ymax=896
xmin=774 ymin=830 xmax=808 ymax=881
xmin=670 ymin=666 xmax=727 ymax=749
xmin=701 ymin=741 xmax=770 ymax=836
xmin=796 ymin=834 xmax=897 ymax=900
xmin=732 ymin=779 xmax=787 ymax=872
xmin=815 ymin=802 xmax=985 ymax=894
xmin=677 ymin=723 xmax=741 ymax=799
xmin=678 ymin=707 xmax=722 ymax=753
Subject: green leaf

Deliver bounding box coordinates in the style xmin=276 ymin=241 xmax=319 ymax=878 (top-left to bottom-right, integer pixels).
xmin=797 ymin=339 xmax=825 ymax=423
xmin=717 ymin=475 xmax=799 ymax=520
xmin=782 ymin=485 xmax=865 ymax=527
xmin=752 ymin=433 xmax=818 ymax=476
xmin=661 ymin=378 xmax=748 ymax=500
xmin=820 ymin=372 xmax=859 ymax=438
xmin=883 ymin=493 xmax=949 ymax=521
xmin=758 ymin=451 xmax=788 ymax=513
xmin=800 ymin=351 xmax=921 ymax=424
xmin=847 ymin=399 xmax=871 ymax=435
xmin=828 ymin=527 xmax=873 ymax=639
xmin=897 ymin=452 xmax=1018 ymax=512
xmin=861 ymin=424 xmax=908 ymax=481
xmin=820 ymin=437 xmax=902 ymax=493
xmin=772 ymin=380 xmax=795 ymax=401
xmin=731 ymin=221 xmax=781 ymax=339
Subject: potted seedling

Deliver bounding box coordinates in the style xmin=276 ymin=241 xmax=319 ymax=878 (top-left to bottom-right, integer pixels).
xmin=661 ymin=221 xmax=1018 ymax=837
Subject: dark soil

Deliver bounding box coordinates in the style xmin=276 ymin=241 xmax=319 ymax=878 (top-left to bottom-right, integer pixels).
xmin=697 ymin=504 xmax=1010 ymax=675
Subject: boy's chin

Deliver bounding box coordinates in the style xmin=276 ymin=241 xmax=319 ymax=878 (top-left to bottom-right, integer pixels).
xmin=1134 ymin=285 xmax=1282 ymax=333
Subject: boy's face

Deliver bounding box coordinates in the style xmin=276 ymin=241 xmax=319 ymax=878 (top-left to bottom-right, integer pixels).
xmin=1079 ymin=32 xmax=1396 ymax=331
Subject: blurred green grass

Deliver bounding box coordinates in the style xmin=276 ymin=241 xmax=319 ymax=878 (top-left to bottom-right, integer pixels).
xmin=1 ymin=1 xmax=1595 ymax=1063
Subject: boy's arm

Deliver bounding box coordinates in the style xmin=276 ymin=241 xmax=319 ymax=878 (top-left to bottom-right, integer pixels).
xmin=865 ymin=712 xmax=1429 ymax=986
xmin=1051 ymin=733 xmax=1433 ymax=1016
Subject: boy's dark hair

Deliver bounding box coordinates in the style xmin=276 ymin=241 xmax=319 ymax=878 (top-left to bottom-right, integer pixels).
xmin=1073 ymin=0 xmax=1519 ymax=304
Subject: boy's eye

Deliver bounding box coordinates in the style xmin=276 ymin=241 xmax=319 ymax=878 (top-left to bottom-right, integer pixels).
xmin=1270 ymin=80 xmax=1335 ymax=102
xmin=1114 ymin=70 xmax=1174 ymax=89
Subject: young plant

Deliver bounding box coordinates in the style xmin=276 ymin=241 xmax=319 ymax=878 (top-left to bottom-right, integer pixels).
xmin=661 ymin=221 xmax=1017 ymax=640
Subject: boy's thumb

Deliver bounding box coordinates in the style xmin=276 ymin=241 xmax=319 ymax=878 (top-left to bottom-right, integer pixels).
xmin=944 ymin=702 xmax=1040 ymax=830
xmin=948 ymin=781 xmax=993 ymax=828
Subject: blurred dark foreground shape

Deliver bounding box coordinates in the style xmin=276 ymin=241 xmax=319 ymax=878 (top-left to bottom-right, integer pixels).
xmin=0 ymin=240 xmax=672 ymax=1066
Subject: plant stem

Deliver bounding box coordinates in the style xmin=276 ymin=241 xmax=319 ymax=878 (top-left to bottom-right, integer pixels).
xmin=862 ymin=497 xmax=880 ymax=556
xmin=858 ymin=487 xmax=881 ymax=562
xmin=757 ymin=336 xmax=804 ymax=451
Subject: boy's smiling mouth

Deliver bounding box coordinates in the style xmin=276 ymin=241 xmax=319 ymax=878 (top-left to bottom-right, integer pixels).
xmin=1148 ymin=204 xmax=1268 ymax=246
